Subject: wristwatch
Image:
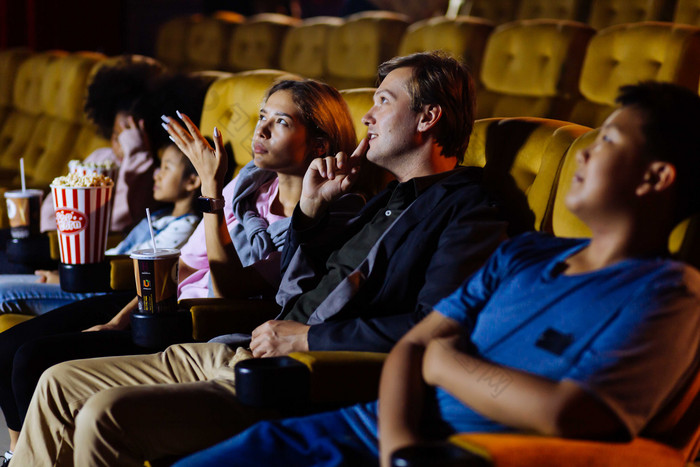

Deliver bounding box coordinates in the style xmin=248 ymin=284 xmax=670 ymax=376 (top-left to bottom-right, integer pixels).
xmin=195 ymin=196 xmax=225 ymax=213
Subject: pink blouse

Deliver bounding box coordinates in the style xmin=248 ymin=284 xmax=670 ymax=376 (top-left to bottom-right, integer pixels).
xmin=177 ymin=175 xmax=284 ymax=299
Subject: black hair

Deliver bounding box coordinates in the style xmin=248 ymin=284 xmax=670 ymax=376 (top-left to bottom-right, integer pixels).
xmin=377 ymin=51 xmax=476 ymax=164
xmin=132 ymin=72 xmax=216 ymax=151
xmin=616 ymin=82 xmax=700 ymax=222
xmin=84 ymin=55 xmax=166 ymax=139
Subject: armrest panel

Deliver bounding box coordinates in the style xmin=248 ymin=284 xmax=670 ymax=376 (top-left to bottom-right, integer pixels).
xmin=450 ymin=434 xmax=682 ymax=467
xmin=109 ymin=255 xmax=135 ymax=291
xmin=185 ymin=298 xmax=280 ymax=341
xmin=288 ymin=351 xmax=387 ymax=404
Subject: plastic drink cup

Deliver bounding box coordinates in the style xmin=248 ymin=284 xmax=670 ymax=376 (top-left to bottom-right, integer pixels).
xmin=4 ymin=189 xmax=44 ymax=239
xmin=130 ymin=248 xmax=180 ymax=314
xmin=51 ymin=183 xmax=113 ymax=264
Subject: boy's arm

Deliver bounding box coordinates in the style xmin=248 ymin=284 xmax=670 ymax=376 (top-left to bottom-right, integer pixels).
xmin=378 ymin=311 xmax=463 ymax=467
xmin=422 ymin=335 xmax=624 ymax=440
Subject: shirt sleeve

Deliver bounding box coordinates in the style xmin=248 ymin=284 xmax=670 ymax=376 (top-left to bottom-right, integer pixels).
xmin=564 ymin=267 xmax=700 ymax=437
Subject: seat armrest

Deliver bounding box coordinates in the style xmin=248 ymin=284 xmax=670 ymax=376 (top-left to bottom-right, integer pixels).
xmin=235 ymin=351 xmax=387 ymax=409
xmin=391 ymin=441 xmax=492 ymax=467
xmin=288 ymin=351 xmax=386 ymax=404
xmin=182 ymin=298 xmax=280 ymax=341
xmin=109 ymin=255 xmax=135 ymax=291
xmin=449 ymin=434 xmax=683 ymax=467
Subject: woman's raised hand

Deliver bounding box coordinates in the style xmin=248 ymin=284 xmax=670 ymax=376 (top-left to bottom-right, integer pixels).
xmin=162 ymin=112 xmax=228 ymax=198
xmin=299 ymin=137 xmax=368 ymax=220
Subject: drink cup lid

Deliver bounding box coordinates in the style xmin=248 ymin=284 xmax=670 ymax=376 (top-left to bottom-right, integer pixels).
xmin=4 ymin=189 xmax=43 ymax=198
xmin=130 ymin=248 xmax=181 ymax=260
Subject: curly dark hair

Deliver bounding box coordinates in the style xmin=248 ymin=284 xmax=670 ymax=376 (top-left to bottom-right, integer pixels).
xmin=131 ymin=72 xmax=216 ymax=151
xmin=84 ymin=55 xmax=166 ymax=139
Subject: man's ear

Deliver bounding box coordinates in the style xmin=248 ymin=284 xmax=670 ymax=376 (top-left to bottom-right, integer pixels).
xmin=417 ymin=104 xmax=442 ymax=133
xmin=637 ymin=161 xmax=676 ymax=196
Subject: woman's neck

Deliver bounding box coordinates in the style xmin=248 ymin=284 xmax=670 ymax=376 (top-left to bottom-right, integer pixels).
xmin=171 ymin=196 xmax=194 ymax=217
xmin=273 ymin=173 xmax=304 ymax=217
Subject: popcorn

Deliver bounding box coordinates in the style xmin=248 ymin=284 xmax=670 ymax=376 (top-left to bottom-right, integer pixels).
xmin=51 ymin=173 xmax=114 ymax=188
xmin=68 ymin=159 xmax=116 ymax=170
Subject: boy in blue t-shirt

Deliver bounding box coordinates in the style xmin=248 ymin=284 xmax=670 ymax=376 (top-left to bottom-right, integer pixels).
xmin=172 ymin=81 xmax=700 ymax=467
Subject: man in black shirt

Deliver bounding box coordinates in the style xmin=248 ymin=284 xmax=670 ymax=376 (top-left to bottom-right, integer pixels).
xmin=249 ymin=52 xmax=511 ymax=354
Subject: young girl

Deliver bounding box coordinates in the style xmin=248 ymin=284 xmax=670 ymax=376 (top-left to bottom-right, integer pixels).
xmin=0 ymin=143 xmax=201 ymax=316
xmin=0 ymin=79 xmax=359 ymax=460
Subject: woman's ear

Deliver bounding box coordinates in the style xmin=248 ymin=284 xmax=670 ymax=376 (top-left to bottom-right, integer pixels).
xmin=636 ymin=161 xmax=676 ymax=196
xmin=312 ymin=137 xmax=330 ymax=158
xmin=184 ymin=174 xmax=202 ymax=193
xmin=417 ymin=104 xmax=442 ymax=133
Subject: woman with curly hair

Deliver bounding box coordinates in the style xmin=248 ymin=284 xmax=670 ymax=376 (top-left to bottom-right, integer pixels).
xmin=39 ymin=54 xmax=165 ymax=234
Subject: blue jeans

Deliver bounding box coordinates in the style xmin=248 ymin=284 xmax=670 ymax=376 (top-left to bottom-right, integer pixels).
xmin=0 ymin=275 xmax=100 ymax=315
xmin=173 ymin=403 xmax=380 ymax=467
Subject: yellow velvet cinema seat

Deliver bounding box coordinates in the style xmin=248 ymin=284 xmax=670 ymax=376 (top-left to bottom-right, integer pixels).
xmin=0 ymin=51 xmax=67 ymax=183
xmin=674 ymin=0 xmax=700 ymax=25
xmin=226 ymin=13 xmax=300 ymax=72
xmin=23 ymin=52 xmax=106 ymax=189
xmin=586 ymin=0 xmax=674 ymax=30
xmin=568 ymin=21 xmax=700 ymax=128
xmin=398 ymin=15 xmax=494 ymax=81
xmin=475 ymin=19 xmax=594 ymax=119
xmin=0 ymin=48 xmax=32 ymax=130
xmin=183 ymin=11 xmax=244 ymax=71
xmin=155 ymin=14 xmax=199 ymax=70
xmin=325 ymin=11 xmax=410 ymax=89
xmin=0 ymin=48 xmax=32 ymax=228
xmin=279 ymin=16 xmax=344 ymax=81
xmin=516 ymin=0 xmax=589 ymax=21
xmin=458 ymin=0 xmax=520 ymax=24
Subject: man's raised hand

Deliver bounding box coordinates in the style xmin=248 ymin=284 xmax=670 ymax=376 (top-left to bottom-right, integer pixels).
xmin=299 ymin=137 xmax=368 ymax=219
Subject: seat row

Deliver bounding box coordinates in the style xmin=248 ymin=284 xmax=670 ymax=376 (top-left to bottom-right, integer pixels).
xmin=154 ymin=11 xmax=700 ymax=127
xmin=458 ymin=0 xmax=700 ymax=28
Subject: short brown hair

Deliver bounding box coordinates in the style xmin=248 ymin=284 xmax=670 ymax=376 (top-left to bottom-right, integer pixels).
xmin=377 ymin=51 xmax=475 ymax=163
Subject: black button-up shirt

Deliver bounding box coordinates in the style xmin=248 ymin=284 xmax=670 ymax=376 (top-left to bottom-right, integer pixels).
xmin=285 ymin=171 xmax=452 ymax=323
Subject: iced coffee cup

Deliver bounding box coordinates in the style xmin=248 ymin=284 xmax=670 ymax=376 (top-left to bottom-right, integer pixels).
xmin=130 ymin=248 xmax=180 ymax=314
xmin=51 ymin=173 xmax=114 ymax=264
xmin=4 ymin=189 xmax=43 ymax=239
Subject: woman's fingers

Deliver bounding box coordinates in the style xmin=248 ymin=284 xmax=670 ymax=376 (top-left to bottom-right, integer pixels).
xmin=177 ymin=111 xmax=211 ymax=149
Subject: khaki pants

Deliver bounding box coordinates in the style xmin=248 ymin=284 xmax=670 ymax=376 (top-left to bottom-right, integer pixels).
xmin=12 ymin=343 xmax=269 ymax=467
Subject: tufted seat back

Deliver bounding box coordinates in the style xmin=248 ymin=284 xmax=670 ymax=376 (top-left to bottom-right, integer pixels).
xmin=227 ymin=13 xmax=300 ymax=72
xmin=325 ymin=11 xmax=409 ymax=89
xmin=199 ymin=69 xmax=300 ymax=172
xmin=279 ymin=16 xmax=343 ymax=80
xmin=674 ymin=0 xmax=700 ymax=25
xmin=155 ymin=14 xmax=198 ymax=70
xmin=517 ymin=0 xmax=587 ymax=20
xmin=464 ymin=117 xmax=591 ymax=233
xmin=0 ymin=51 xmax=66 ymax=174
xmin=398 ymin=16 xmax=494 ymax=81
xmin=26 ymin=53 xmax=106 ymax=187
xmin=476 ymin=19 xmax=594 ymax=119
xmin=459 ymin=0 xmax=519 ymax=24
xmin=185 ymin=12 xmax=243 ymax=71
xmin=0 ymin=48 xmax=32 ymax=128
xmin=587 ymin=0 xmax=671 ymax=29
xmin=569 ymin=22 xmax=700 ymax=127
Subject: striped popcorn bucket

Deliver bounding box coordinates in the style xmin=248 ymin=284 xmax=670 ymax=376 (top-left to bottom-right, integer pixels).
xmin=51 ymin=183 xmax=114 ymax=264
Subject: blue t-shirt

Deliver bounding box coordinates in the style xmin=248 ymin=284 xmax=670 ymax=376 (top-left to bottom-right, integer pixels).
xmin=433 ymin=232 xmax=700 ymax=437
xmin=344 ymin=232 xmax=700 ymax=446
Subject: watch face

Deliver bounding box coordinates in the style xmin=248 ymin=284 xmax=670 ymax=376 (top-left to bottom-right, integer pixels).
xmin=195 ymin=197 xmax=224 ymax=213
